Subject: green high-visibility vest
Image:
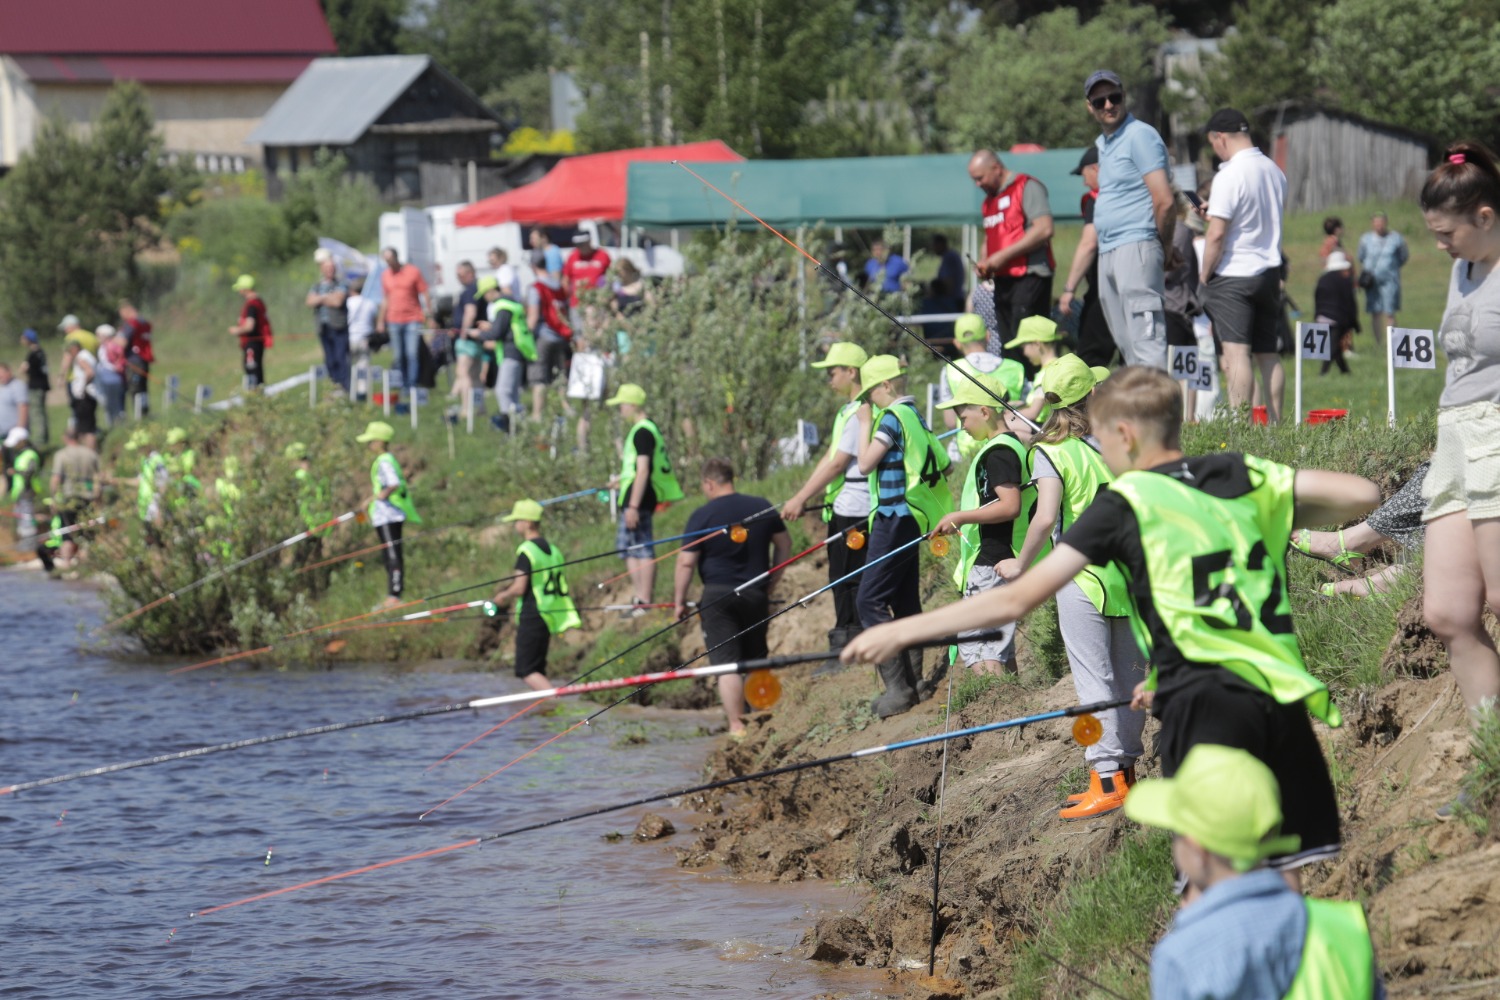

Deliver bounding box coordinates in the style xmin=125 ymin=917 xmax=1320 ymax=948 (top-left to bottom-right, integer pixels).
xmin=10 ymin=447 xmax=43 ymax=502
xmin=490 ymin=298 xmax=535 ymax=362
xmin=1031 ymin=436 xmax=1129 ymax=617
xmin=369 ymin=452 xmax=423 ymax=524
xmin=952 ymin=432 xmax=1031 ymax=589
xmin=821 ymin=400 xmax=862 ymax=523
xmin=1106 ymin=456 xmax=1339 ymax=725
xmin=1282 ymin=899 xmax=1377 ymax=999
xmin=869 ymin=401 xmax=954 ymax=534
xmin=619 ymin=418 xmax=684 ymax=506
xmin=517 ymin=538 xmax=581 ymax=635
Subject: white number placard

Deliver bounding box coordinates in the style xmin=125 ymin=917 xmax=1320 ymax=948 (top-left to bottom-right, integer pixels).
xmin=1193 ymin=354 xmax=1215 ymax=392
xmin=1169 ymin=345 xmax=1199 ymax=382
xmin=1390 ymin=328 xmax=1437 ymax=370
xmin=1298 ymin=322 xmax=1331 ymax=361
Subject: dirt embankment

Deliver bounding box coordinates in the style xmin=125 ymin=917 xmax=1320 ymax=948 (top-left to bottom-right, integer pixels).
xmin=673 ymin=578 xmax=1500 ymax=999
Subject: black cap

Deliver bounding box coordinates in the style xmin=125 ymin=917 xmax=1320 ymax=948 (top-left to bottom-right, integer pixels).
xmin=1204 ymin=108 xmax=1250 ymax=134
xmin=1071 ymin=146 xmax=1099 ymax=175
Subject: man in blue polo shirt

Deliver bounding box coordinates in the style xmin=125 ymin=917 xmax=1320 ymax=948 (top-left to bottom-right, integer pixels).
xmin=1084 ymin=69 xmax=1175 ymax=371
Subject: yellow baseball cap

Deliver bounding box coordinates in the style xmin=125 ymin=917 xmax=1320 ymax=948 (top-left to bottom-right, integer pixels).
xmin=476 ymin=276 xmax=499 ymax=295
xmin=1039 ymin=354 xmax=1096 ymax=408
xmin=1091 ymin=365 xmax=1112 ymax=385
xmin=232 ymin=274 xmax=256 ymax=292
xmin=1124 ymin=744 xmax=1301 ymax=871
xmin=811 ymin=342 xmax=870 ymax=369
xmin=355 ymin=420 xmax=395 ymax=443
xmin=1003 ymin=315 xmax=1061 ymax=350
xmin=954 ymin=313 xmax=988 ymax=344
xmin=936 ymin=368 xmax=1007 ymax=410
xmin=605 ymin=383 xmax=647 ymax=407
xmin=501 ymin=498 xmax=545 ymax=523
xmin=857 ymin=355 xmax=906 ymax=398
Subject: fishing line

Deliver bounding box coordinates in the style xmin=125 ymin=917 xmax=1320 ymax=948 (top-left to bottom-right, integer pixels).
xmin=929 ymin=656 xmax=956 ymax=975
xmin=188 ymin=696 xmax=1127 ymax=917
xmin=672 ymin=161 xmax=1043 ymax=435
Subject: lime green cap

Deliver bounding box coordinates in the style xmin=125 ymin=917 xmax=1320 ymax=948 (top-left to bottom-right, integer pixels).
xmin=605 ymin=383 xmax=647 ymax=407
xmin=476 ymin=276 xmax=499 ymax=295
xmin=937 ymin=362 xmax=1007 ymax=409
xmin=954 ymin=313 xmax=988 ymax=344
xmin=811 ymin=342 xmax=870 ymax=369
xmin=501 ymin=498 xmax=546 ymax=523
xmin=232 ymin=274 xmax=255 ymax=292
xmin=1040 ymin=354 xmax=1096 ymax=408
xmin=355 ymin=420 xmax=395 ymax=443
xmin=857 ymin=354 xmax=906 ymax=399
xmin=1003 ymin=314 xmax=1061 ymax=350
xmin=284 ymin=441 xmax=308 ymax=461
xmin=1124 ymin=744 xmax=1302 ymax=871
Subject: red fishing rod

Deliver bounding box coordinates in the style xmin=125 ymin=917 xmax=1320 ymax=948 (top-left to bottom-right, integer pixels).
xmin=187 ymin=690 xmax=1123 ymax=918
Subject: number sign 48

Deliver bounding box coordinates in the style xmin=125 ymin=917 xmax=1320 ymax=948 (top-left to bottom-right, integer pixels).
xmin=1390 ymin=328 xmax=1437 ymax=370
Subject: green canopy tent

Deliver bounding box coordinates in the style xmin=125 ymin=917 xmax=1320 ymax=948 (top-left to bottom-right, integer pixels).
xmin=623 ymin=149 xmax=1090 ymax=235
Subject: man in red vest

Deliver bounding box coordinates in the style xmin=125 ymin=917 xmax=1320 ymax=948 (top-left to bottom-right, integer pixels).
xmin=968 ymin=149 xmax=1056 ymax=368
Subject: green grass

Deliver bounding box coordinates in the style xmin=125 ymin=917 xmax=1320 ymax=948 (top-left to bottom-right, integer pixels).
xmin=1009 ymin=829 xmax=1176 ymax=1000
xmin=1460 ymin=706 xmax=1500 ymax=837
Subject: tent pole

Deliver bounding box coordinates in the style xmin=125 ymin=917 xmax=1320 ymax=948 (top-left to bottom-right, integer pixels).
xmin=904 ymin=225 xmax=911 ymax=264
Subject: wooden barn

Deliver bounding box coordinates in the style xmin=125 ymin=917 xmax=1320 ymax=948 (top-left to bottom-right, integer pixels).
xmin=1255 ymin=102 xmax=1435 ymax=213
xmin=247 ymin=55 xmax=506 ymax=204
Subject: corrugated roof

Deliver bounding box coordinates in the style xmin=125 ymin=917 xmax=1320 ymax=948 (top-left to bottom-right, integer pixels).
xmin=0 ymin=0 xmax=335 ymax=55
xmin=247 ymin=56 xmax=435 ymax=146
xmin=14 ymin=55 xmax=315 ymax=85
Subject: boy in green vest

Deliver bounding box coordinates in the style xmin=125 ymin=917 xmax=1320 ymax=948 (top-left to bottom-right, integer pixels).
xmin=481 ymin=277 xmax=534 ymax=429
xmin=5 ymin=426 xmax=46 ymax=564
xmin=492 ymin=498 xmax=581 ymax=692
xmin=933 ymin=370 xmax=1027 ymax=675
xmin=605 ymin=383 xmax=684 ymax=612
xmin=854 ymin=354 xmax=953 ymax=718
xmin=781 ymin=341 xmax=871 ymax=671
xmin=285 ymin=441 xmax=331 ymax=576
xmin=845 ymin=366 xmax=1378 ymax=871
xmin=356 ymin=420 xmax=422 ymax=610
xmin=1126 ymin=744 xmax=1384 ymax=998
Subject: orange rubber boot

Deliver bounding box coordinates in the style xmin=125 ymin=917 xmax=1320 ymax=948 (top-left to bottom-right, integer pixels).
xmin=1059 ymin=769 xmax=1131 ymax=820
xmin=1065 ymin=765 xmax=1135 ymax=803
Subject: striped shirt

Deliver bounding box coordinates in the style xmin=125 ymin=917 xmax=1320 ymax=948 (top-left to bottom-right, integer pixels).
xmin=873 ymin=396 xmax=918 ymax=517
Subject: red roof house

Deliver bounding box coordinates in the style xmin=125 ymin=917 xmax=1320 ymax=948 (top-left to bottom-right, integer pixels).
xmin=0 ymin=0 xmax=336 ymax=169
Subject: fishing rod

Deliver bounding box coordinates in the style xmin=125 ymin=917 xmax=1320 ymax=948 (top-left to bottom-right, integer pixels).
xmin=416 ymin=516 xmax=835 ymax=787
xmin=0 ymin=631 xmax=950 ymax=798
xmin=102 ymin=510 xmax=362 ymax=630
xmin=592 ymin=528 xmax=725 ymax=589
xmin=187 ymin=695 xmax=1127 ymax=918
xmin=673 ymin=161 xmax=1043 ymax=435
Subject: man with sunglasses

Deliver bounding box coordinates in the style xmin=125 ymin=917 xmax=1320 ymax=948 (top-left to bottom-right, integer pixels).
xmin=1084 ymin=70 xmax=1175 ymax=372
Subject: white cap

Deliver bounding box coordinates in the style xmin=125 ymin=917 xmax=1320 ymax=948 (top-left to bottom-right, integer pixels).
xmin=58 ymin=314 xmax=80 ymax=329
xmin=96 ymin=323 xmax=117 ymax=338
xmin=4 ymin=425 xmax=28 ymax=448
xmin=314 ymin=247 xmax=333 ymax=263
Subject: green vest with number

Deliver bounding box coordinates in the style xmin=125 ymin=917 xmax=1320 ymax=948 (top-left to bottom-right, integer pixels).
xmin=821 ymin=400 xmax=862 ymax=522
xmin=1282 ymin=899 xmax=1377 ymax=1000
xmin=1031 ymin=437 xmax=1129 ymax=617
xmin=369 ymin=452 xmax=422 ymax=524
xmin=490 ymin=298 xmax=535 ymax=362
xmin=619 ymin=418 xmax=684 ymax=505
xmin=1106 ymin=457 xmax=1339 ymax=725
xmin=870 ymin=401 xmax=953 ymax=533
xmin=517 ymin=538 xmax=581 ymax=634
xmin=953 ymin=433 xmax=1031 ymax=589
xmin=10 ymin=447 xmax=42 ymax=502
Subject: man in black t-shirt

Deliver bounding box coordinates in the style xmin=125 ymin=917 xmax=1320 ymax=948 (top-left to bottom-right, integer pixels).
xmin=673 ymin=457 xmax=790 ymax=738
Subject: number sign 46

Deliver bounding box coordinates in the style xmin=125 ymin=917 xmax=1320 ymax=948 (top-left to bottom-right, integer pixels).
xmin=1390 ymin=328 xmax=1437 ymax=370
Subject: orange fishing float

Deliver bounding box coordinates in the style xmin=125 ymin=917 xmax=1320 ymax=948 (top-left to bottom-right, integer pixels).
xmin=845 ymin=529 xmax=866 ymax=550
xmin=929 ymin=535 xmax=950 ymax=557
xmin=1071 ymin=714 xmax=1103 ymax=746
xmin=729 ymin=524 xmax=748 ymax=544
xmin=744 ymin=670 xmax=781 ymax=710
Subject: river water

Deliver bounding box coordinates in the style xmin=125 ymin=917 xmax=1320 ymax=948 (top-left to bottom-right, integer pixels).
xmin=3 ymin=571 xmax=890 ymax=999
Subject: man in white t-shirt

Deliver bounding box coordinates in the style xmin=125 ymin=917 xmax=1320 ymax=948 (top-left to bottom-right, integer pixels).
xmin=489 ymin=247 xmax=522 ymax=299
xmin=1198 ymin=108 xmax=1288 ymax=422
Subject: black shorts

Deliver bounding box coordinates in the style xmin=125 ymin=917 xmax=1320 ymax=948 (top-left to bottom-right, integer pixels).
xmin=70 ymin=395 xmax=98 ymax=436
xmin=1155 ymin=669 xmax=1341 ymax=869
xmin=698 ymin=585 xmax=770 ymax=665
xmin=514 ymin=613 xmax=551 ymax=678
xmin=1202 ymin=269 xmax=1281 ymax=353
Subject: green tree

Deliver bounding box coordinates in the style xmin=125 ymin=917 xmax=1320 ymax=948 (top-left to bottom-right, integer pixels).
xmin=1179 ymin=0 xmax=1328 ymax=119
xmin=936 ymin=2 xmax=1171 ymax=151
xmin=320 ymin=0 xmax=405 ymax=56
xmin=1313 ymin=0 xmax=1500 ymax=144
xmin=399 ymin=0 xmax=553 ymax=107
xmin=0 ymin=83 xmax=193 ymax=330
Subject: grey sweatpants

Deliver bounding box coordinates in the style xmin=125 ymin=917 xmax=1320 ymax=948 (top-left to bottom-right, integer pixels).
xmin=1056 ymin=580 xmax=1147 ymax=775
xmin=1098 ymin=239 xmax=1167 ymax=370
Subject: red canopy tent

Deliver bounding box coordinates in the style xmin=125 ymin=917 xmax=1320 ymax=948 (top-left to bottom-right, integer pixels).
xmin=455 ymin=140 xmax=744 ymax=227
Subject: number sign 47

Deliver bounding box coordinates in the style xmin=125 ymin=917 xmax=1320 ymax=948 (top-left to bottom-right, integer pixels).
xmin=1298 ymin=322 xmax=1331 ymax=361
xmin=1390 ymin=328 xmax=1437 ymax=370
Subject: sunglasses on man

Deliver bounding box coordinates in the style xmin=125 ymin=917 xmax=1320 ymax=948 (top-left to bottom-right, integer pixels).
xmin=1089 ymin=91 xmax=1124 ymax=111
